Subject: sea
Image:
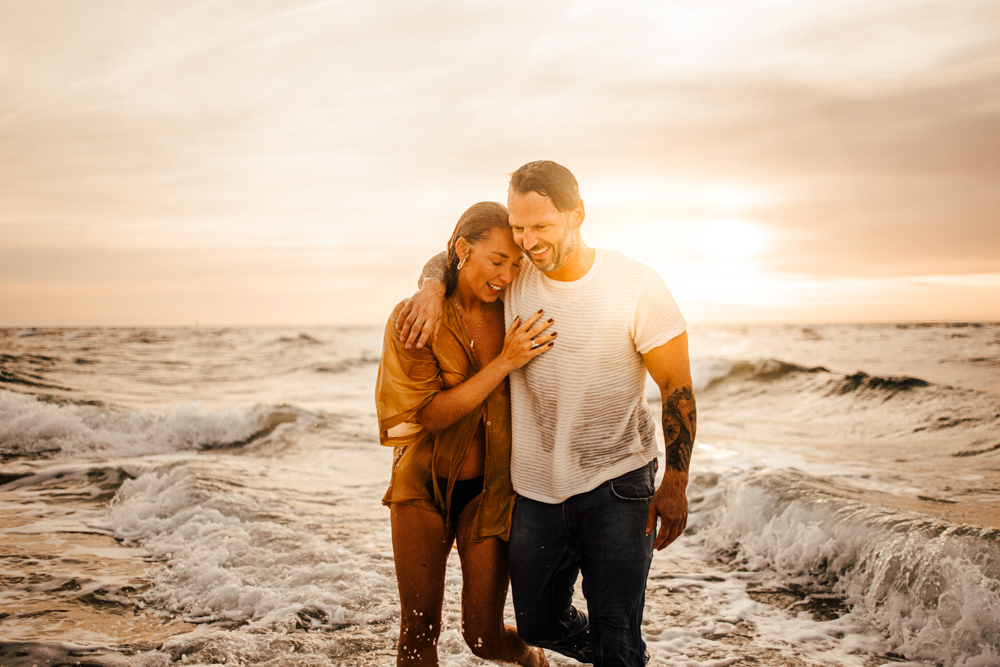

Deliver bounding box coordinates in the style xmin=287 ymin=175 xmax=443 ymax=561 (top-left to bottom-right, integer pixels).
xmin=1 ymin=322 xmax=998 ymax=667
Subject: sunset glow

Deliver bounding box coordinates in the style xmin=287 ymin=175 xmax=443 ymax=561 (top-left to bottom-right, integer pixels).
xmin=1 ymin=0 xmax=998 ymax=326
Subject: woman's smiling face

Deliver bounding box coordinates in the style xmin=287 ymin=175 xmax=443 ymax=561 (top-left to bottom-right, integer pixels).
xmin=457 ymin=226 xmax=523 ymax=303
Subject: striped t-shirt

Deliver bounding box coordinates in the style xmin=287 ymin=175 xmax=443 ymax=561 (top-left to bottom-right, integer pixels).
xmin=503 ymin=249 xmax=686 ymax=503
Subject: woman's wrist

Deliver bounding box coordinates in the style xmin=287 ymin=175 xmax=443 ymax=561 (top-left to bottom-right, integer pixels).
xmin=489 ymin=354 xmax=516 ymax=378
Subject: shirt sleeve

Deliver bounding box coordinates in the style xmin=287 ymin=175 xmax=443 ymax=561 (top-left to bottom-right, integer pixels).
xmin=631 ymin=271 xmax=687 ymax=354
xmin=375 ymin=301 xmax=443 ymax=447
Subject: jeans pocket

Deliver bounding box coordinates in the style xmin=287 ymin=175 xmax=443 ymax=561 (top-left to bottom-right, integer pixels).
xmin=608 ymin=461 xmax=655 ymax=501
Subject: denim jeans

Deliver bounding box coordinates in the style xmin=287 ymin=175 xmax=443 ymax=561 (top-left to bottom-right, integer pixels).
xmin=509 ymin=459 xmax=657 ymax=667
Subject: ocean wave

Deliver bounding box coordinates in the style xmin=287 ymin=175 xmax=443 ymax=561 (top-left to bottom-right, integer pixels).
xmin=689 ymin=468 xmax=1000 ymax=667
xmin=0 ymin=641 xmax=133 ymax=667
xmin=0 ymin=390 xmax=303 ymax=460
xmin=0 ymin=463 xmax=137 ymax=503
xmin=704 ymin=359 xmax=829 ymax=388
xmin=309 ymin=357 xmax=380 ymax=374
xmin=698 ymin=357 xmax=1000 ymax=444
xmin=98 ymin=464 xmax=396 ymax=630
xmin=266 ymin=332 xmax=324 ymax=346
xmin=121 ymin=331 xmax=174 ymax=345
xmin=0 ymin=329 xmax=385 ymax=401
xmin=826 ymin=371 xmax=930 ymax=397
xmin=0 ymin=353 xmax=72 ymax=392
xmin=953 ymin=443 xmax=1000 ymax=458
xmin=704 ymin=358 xmax=935 ymax=396
xmin=13 ymin=328 xmax=55 ymax=338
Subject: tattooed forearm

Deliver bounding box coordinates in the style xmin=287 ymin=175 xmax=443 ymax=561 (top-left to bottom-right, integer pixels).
xmin=416 ymin=251 xmax=449 ymax=289
xmin=662 ymin=386 xmax=697 ymax=473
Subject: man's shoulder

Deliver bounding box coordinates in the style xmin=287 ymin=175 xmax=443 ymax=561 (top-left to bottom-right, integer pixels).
xmin=595 ymin=248 xmax=661 ymax=283
xmin=598 ymin=248 xmax=653 ymax=269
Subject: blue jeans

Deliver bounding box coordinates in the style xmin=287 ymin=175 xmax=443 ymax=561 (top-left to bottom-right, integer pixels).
xmin=509 ymin=459 xmax=657 ymax=666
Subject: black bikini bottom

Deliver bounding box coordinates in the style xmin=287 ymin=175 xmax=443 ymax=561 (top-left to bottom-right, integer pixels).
xmin=427 ymin=475 xmax=484 ymax=527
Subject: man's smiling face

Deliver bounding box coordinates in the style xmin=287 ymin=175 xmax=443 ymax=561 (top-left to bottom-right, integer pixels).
xmin=507 ymin=189 xmax=580 ymax=275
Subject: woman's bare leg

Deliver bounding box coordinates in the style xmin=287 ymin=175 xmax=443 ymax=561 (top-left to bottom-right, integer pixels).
xmin=455 ymin=498 xmax=548 ymax=667
xmin=391 ymin=504 xmax=454 ymax=667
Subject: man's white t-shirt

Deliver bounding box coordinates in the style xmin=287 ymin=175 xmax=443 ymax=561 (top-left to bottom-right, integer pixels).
xmin=503 ymin=248 xmax=686 ymax=504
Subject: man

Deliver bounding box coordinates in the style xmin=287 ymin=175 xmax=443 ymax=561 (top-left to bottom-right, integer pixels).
xmin=397 ymin=161 xmax=696 ymax=667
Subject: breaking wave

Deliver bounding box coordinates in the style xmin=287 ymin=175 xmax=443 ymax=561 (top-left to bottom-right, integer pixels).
xmin=98 ymin=464 xmax=396 ymax=630
xmin=0 ymin=390 xmax=303 ymax=460
xmin=689 ymin=467 xmax=1000 ymax=667
xmin=704 ymin=358 xmax=935 ymax=397
xmin=697 ymin=358 xmax=1000 ymax=447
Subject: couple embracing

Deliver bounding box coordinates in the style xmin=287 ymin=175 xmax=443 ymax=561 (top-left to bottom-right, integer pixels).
xmin=376 ymin=161 xmax=697 ymax=667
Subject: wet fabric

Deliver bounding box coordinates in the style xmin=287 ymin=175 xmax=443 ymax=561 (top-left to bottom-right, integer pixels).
xmin=503 ymin=249 xmax=685 ymax=503
xmin=376 ymin=299 xmax=515 ymax=541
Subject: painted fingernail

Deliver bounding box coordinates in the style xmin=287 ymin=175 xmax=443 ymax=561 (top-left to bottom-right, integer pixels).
xmin=552 ymin=332 xmax=558 ymax=337
xmin=537 ymin=309 xmax=543 ymax=314
xmin=548 ymin=342 xmax=554 ymax=347
xmin=547 ymin=318 xmax=553 ymax=323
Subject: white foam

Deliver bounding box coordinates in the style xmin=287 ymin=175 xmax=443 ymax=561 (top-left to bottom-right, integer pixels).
xmin=689 ymin=357 xmax=744 ymax=393
xmin=691 ymin=467 xmax=1000 ymax=667
xmin=126 ymin=624 xmax=402 ymax=667
xmin=0 ymin=390 xmax=290 ymax=459
xmin=98 ymin=464 xmax=397 ymax=630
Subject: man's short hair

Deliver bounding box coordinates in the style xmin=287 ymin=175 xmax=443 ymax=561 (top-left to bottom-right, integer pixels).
xmin=509 ymin=161 xmax=582 ymax=213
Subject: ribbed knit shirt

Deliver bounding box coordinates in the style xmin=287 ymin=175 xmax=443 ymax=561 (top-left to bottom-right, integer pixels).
xmin=503 ymin=249 xmax=687 ymax=503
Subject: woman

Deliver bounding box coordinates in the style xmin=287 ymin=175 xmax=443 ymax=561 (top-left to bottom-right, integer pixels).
xmin=376 ymin=201 xmax=554 ymax=667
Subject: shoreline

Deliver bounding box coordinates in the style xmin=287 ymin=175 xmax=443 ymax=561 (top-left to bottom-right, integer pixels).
xmin=0 ymin=522 xmax=195 ymax=647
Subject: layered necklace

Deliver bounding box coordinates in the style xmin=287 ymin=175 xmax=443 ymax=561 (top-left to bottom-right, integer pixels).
xmin=451 ymin=295 xmax=486 ymax=349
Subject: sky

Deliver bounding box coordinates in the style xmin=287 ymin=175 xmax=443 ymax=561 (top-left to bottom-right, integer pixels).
xmin=1 ymin=0 xmax=998 ymax=326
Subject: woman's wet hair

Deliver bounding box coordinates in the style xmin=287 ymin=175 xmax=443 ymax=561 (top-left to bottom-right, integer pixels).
xmin=509 ymin=160 xmax=582 ymax=212
xmin=444 ymin=201 xmax=510 ymax=295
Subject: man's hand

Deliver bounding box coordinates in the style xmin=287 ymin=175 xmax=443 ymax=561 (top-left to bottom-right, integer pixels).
xmin=396 ymin=280 xmax=446 ymax=349
xmin=646 ymin=469 xmax=688 ymax=550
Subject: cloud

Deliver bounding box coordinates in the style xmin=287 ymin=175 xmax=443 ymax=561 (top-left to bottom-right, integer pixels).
xmin=1 ymin=0 xmax=998 ymax=323
xmin=0 ymin=242 xmax=435 ymax=326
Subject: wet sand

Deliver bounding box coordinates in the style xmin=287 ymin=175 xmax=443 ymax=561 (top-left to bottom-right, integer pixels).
xmin=0 ymin=531 xmax=195 ymax=643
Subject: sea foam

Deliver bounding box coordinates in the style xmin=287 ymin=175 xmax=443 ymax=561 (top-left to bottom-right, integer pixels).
xmin=0 ymin=390 xmax=298 ymax=459
xmin=99 ymin=463 xmax=396 ymax=631
xmin=691 ymin=467 xmax=1000 ymax=667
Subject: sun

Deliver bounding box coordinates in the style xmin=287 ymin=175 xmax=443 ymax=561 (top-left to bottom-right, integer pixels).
xmin=694 ymin=218 xmax=770 ymax=261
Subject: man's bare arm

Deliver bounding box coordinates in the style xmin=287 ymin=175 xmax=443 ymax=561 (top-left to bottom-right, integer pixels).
xmin=396 ymin=251 xmax=448 ymax=349
xmin=662 ymin=385 xmax=696 ymax=473
xmin=641 ymin=332 xmax=697 ymax=550
xmin=415 ymin=250 xmax=448 ymax=290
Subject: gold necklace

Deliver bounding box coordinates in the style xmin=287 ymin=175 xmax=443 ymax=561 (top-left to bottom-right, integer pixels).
xmin=451 ymin=295 xmax=487 ymax=349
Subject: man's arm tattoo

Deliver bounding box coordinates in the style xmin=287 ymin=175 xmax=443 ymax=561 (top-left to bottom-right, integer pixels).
xmin=417 ymin=251 xmax=449 ymax=289
xmin=662 ymin=386 xmax=696 ymax=472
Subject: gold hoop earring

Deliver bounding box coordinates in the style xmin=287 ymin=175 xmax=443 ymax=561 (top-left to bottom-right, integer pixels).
xmin=457 ymin=257 xmax=467 ymax=270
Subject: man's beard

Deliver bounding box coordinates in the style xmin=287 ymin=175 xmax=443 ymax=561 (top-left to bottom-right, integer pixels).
xmin=526 ymin=226 xmax=579 ymax=273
